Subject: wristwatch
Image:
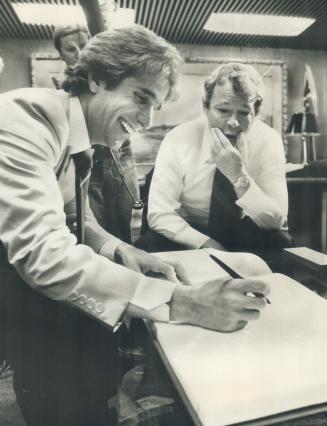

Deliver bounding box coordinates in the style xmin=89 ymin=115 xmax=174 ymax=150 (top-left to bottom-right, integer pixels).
xmin=233 ymin=173 xmax=250 ymax=189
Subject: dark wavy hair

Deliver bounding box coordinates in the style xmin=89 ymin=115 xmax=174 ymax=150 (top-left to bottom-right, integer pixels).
xmin=62 ymin=24 xmax=183 ymax=102
xmin=203 ymin=62 xmax=263 ymax=115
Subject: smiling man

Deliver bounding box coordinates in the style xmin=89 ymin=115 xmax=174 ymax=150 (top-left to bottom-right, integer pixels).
xmin=139 ymin=62 xmax=292 ymax=260
xmin=0 ymin=32 xmax=270 ymax=425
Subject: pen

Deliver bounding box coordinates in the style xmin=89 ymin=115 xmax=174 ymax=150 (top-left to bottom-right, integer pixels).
xmin=209 ymin=254 xmax=271 ymax=304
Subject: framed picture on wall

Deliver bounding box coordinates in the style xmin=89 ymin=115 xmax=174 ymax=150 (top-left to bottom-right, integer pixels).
xmin=132 ymin=57 xmax=288 ymax=181
xmin=30 ymin=53 xmax=66 ymax=89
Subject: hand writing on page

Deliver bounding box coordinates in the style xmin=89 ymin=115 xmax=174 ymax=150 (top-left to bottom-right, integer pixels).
xmin=170 ymin=277 xmax=270 ymax=332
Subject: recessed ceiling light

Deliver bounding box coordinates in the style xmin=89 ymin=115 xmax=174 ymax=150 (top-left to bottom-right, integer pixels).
xmin=11 ymin=2 xmax=135 ymax=29
xmin=204 ymin=13 xmax=315 ymax=37
xmin=12 ymin=3 xmax=88 ymax=27
xmin=102 ymin=7 xmax=135 ymax=29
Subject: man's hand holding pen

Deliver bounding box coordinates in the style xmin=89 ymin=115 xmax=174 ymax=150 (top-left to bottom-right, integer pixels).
xmin=170 ymin=277 xmax=270 ymax=332
xmin=209 ymin=254 xmax=271 ymax=304
xmin=117 ymin=243 xmax=270 ymax=332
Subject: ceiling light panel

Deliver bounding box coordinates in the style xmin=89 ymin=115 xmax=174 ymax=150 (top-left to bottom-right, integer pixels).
xmin=204 ymin=13 xmax=315 ymax=37
xmin=12 ymin=3 xmax=88 ymax=27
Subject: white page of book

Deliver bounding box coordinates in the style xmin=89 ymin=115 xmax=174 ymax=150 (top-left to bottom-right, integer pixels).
xmin=155 ymin=249 xmax=271 ymax=284
xmin=153 ymin=252 xmax=327 ymax=426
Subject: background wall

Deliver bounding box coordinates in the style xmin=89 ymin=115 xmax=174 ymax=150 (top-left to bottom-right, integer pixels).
xmin=1 ymin=39 xmax=327 ymax=160
xmin=0 ymin=39 xmax=54 ymax=92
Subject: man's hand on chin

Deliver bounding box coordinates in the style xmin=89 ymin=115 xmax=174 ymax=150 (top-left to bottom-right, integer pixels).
xmin=115 ymin=243 xmax=190 ymax=284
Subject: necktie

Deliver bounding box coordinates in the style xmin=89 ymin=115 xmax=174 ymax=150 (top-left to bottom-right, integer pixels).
xmin=71 ymin=149 xmax=93 ymax=244
xmin=208 ymin=168 xmax=293 ymax=255
xmin=208 ymin=168 xmax=241 ymax=250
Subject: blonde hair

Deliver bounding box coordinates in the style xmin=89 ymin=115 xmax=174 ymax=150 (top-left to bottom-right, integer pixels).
xmin=53 ymin=24 xmax=89 ymax=52
xmin=203 ymin=62 xmax=263 ymax=114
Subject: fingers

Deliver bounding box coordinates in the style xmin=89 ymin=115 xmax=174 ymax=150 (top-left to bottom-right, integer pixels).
xmin=231 ymin=320 xmax=248 ymax=332
xmin=236 ymin=132 xmax=244 ymax=146
xmin=222 ymin=279 xmax=268 ymax=325
xmin=124 ymin=258 xmax=142 ymax=273
xmin=213 ymin=127 xmax=230 ymax=148
xmin=210 ymin=127 xmax=232 ymax=148
xmin=229 ymin=299 xmax=263 ymax=325
xmin=230 ymin=278 xmax=270 ymax=298
xmin=130 ymin=251 xmax=186 ymax=284
xmin=170 ymin=262 xmax=192 ymax=285
xmin=220 ymin=320 xmax=249 ymax=333
xmin=244 ymin=294 xmax=267 ymax=310
xmin=148 ymin=260 xmax=192 ymax=284
xmin=148 ymin=261 xmax=179 ymax=283
xmin=240 ymin=309 xmax=261 ymax=321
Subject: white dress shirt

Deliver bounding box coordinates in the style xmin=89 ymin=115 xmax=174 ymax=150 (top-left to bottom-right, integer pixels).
xmin=0 ymin=88 xmax=176 ymax=329
xmin=148 ymin=115 xmax=288 ymax=249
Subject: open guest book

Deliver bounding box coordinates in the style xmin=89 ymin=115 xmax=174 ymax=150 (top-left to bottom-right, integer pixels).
xmin=150 ymin=249 xmax=327 ymax=426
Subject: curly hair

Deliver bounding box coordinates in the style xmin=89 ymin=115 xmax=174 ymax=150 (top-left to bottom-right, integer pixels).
xmin=203 ymin=62 xmax=263 ymax=114
xmin=62 ymin=24 xmax=183 ymax=102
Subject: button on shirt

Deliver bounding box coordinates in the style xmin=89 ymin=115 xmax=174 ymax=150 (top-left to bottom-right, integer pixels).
xmin=0 ymin=88 xmax=176 ymax=329
xmin=148 ymin=115 xmax=288 ymax=249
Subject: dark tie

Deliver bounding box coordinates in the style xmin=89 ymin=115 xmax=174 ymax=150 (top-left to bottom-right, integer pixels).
xmin=208 ymin=168 xmax=241 ymax=250
xmin=71 ymin=149 xmax=93 ymax=244
xmin=208 ymin=168 xmax=294 ymax=255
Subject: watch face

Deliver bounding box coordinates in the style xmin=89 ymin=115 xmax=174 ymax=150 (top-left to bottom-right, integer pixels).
xmin=235 ymin=174 xmax=249 ymax=188
xmin=240 ymin=175 xmax=249 ymax=187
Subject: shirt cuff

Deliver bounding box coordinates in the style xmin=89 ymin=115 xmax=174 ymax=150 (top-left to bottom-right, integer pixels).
xmin=130 ymin=275 xmax=176 ymax=310
xmin=99 ymin=237 xmax=123 ymax=261
xmin=174 ymin=225 xmax=210 ymax=249
xmin=126 ymin=276 xmax=177 ymax=323
xmin=127 ymin=303 xmax=170 ymax=322
xmin=235 ymin=177 xmax=286 ymax=230
xmin=235 ymin=177 xmax=262 ymax=219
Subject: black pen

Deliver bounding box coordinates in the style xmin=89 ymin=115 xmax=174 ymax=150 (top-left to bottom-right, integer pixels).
xmin=209 ymin=254 xmax=271 ymax=304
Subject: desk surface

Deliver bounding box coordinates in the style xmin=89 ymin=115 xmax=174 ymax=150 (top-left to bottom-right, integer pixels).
xmin=287 ymin=177 xmax=327 ymax=184
xmin=147 ymin=319 xmax=327 ymax=426
xmin=146 ymin=251 xmax=327 ymax=426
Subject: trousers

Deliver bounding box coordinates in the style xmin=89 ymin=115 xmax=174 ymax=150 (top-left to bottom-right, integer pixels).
xmin=0 ymin=246 xmax=118 ymax=426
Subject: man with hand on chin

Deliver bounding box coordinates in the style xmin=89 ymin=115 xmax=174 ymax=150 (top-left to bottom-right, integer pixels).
xmin=140 ymin=62 xmax=292 ymax=260
xmin=0 ymin=30 xmax=269 ymax=426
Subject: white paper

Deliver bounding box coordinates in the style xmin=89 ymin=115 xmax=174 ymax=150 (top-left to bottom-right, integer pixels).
xmin=154 ymin=251 xmax=327 ymax=425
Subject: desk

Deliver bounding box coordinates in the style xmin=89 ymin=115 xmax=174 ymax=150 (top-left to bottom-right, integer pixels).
xmin=140 ymin=250 xmax=327 ymax=426
xmin=144 ymin=321 xmax=327 ymax=426
xmin=287 ymin=177 xmax=327 ymax=253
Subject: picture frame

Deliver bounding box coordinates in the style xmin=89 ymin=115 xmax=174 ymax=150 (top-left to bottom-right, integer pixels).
xmin=132 ymin=57 xmax=288 ymax=180
xmin=30 ymin=52 xmax=66 ymax=89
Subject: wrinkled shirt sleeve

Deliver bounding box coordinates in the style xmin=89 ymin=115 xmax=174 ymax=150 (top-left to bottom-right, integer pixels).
xmin=236 ymin=130 xmax=288 ymax=230
xmin=148 ymin=133 xmax=209 ymax=249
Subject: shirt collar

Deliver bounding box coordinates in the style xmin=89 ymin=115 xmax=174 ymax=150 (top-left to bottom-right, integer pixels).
xmin=67 ymin=96 xmax=91 ymax=155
